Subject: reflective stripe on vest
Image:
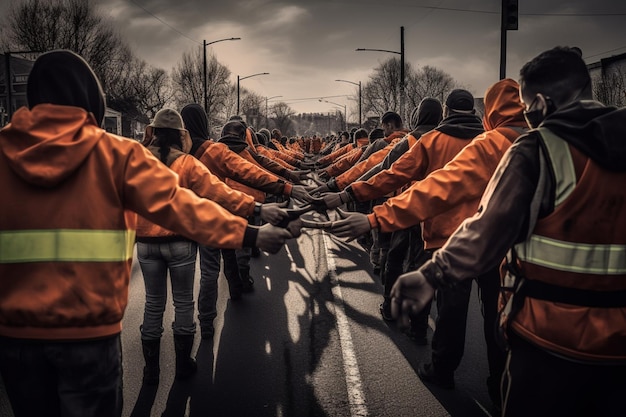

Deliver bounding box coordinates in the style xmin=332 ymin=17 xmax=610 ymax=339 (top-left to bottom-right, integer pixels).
xmin=515 ymin=128 xmax=626 ymax=275
xmin=516 ymin=235 xmax=626 ymax=275
xmin=539 ymin=128 xmax=576 ymax=205
xmin=0 ymin=229 xmax=135 ymax=263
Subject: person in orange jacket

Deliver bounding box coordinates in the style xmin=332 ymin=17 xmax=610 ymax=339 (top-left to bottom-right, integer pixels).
xmin=218 ymin=120 xmax=314 ymax=291
xmin=180 ymin=104 xmax=299 ymax=338
xmin=137 ymin=107 xmax=292 ymax=383
xmin=0 ymin=50 xmax=299 ymax=417
xmin=322 ymin=81 xmax=526 ymax=407
xmin=390 ymin=46 xmax=626 ymax=417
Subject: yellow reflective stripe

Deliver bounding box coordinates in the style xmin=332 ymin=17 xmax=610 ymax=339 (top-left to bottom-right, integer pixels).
xmin=0 ymin=229 xmax=135 ymax=263
xmin=537 ymin=128 xmax=576 ymax=206
xmin=516 ymin=235 xmax=626 ymax=275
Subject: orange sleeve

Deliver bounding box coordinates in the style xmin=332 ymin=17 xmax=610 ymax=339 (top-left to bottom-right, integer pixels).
xmin=335 ymin=145 xmax=394 ymax=190
xmin=317 ymin=144 xmax=352 ymax=166
xmin=178 ymin=155 xmax=256 ymax=216
xmin=325 ymin=148 xmax=364 ymax=177
xmin=370 ymin=131 xmax=512 ymax=233
xmin=124 ymin=143 xmax=248 ymax=249
xmin=198 ymin=143 xmax=289 ymax=196
xmin=351 ymin=139 xmax=430 ymax=202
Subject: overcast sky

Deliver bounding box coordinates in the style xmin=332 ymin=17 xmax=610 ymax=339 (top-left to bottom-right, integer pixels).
xmin=12 ymin=0 xmax=626 ymax=117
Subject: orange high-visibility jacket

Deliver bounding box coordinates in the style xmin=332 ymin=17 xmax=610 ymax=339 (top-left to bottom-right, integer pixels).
xmin=196 ymin=140 xmax=293 ymax=202
xmin=0 ymin=105 xmax=251 ymax=340
xmin=136 ymin=148 xmax=256 ymax=239
xmin=334 ymin=130 xmax=408 ymax=190
xmin=368 ymin=78 xmax=527 ymax=248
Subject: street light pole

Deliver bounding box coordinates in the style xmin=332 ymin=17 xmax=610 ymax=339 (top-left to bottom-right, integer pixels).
xmin=319 ymin=99 xmax=347 ymax=131
xmin=265 ymin=95 xmax=282 ymax=128
xmin=356 ymin=25 xmax=405 ymax=118
xmin=237 ymin=72 xmax=269 ymax=115
xmin=335 ymin=79 xmax=362 ymax=126
xmin=203 ymin=37 xmax=240 ymax=112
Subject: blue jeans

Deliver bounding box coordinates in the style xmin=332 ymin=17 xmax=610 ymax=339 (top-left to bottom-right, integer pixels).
xmin=137 ymin=240 xmax=197 ymax=339
xmin=0 ymin=335 xmax=123 ymax=417
xmin=197 ymin=246 xmax=241 ymax=331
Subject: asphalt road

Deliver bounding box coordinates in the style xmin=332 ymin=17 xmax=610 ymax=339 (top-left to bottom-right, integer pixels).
xmin=0 ymin=215 xmax=500 ymax=417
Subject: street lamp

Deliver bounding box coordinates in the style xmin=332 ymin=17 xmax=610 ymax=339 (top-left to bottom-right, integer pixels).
xmin=265 ymin=95 xmax=282 ymax=128
xmin=356 ymin=26 xmax=405 ymax=118
xmin=237 ymin=72 xmax=269 ymax=115
xmin=335 ymin=79 xmax=362 ymax=126
xmin=319 ymin=99 xmax=347 ymax=131
xmin=203 ymin=37 xmax=241 ymax=112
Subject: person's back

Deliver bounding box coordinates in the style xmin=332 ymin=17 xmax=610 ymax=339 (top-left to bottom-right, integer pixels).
xmin=391 ymin=46 xmax=626 ymax=417
xmin=0 ymin=50 xmax=294 ymax=417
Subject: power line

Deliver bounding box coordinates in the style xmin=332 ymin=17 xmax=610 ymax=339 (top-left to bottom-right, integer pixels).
xmin=584 ymin=45 xmax=626 ymax=60
xmin=127 ymin=0 xmax=199 ymax=44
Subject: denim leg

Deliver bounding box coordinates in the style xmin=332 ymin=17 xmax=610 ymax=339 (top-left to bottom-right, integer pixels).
xmin=137 ymin=242 xmax=168 ymax=340
xmin=164 ymin=240 xmax=198 ymax=336
xmin=198 ymin=245 xmax=221 ymax=329
xmin=0 ymin=336 xmax=123 ymax=417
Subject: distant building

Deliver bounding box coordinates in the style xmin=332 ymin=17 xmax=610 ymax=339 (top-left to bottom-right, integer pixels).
xmin=0 ymin=53 xmax=32 ymax=126
xmin=587 ymin=52 xmax=626 ymax=107
xmin=0 ymin=53 xmax=126 ymax=132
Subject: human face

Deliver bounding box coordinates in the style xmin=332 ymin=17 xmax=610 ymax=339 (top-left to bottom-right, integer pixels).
xmin=521 ymin=86 xmax=554 ymax=129
xmin=382 ymin=122 xmax=394 ymax=137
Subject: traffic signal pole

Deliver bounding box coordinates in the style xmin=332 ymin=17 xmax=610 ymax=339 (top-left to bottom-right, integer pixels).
xmin=500 ymin=0 xmax=518 ymax=79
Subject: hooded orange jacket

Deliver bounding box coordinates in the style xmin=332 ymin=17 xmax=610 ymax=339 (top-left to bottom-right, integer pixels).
xmin=368 ymin=79 xmax=528 ymax=248
xmin=136 ymin=147 xmax=256 ymax=240
xmin=0 ymin=104 xmax=252 ymax=340
xmin=334 ymin=130 xmax=408 ymax=190
xmin=324 ymin=146 xmax=365 ymax=178
xmin=196 ymin=140 xmax=293 ymax=202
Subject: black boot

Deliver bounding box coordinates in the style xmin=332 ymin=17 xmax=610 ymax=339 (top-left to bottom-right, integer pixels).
xmin=174 ymin=334 xmax=197 ymax=380
xmin=141 ymin=339 xmax=160 ymax=385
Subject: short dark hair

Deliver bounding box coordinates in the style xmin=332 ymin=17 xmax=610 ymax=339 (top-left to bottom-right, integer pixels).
xmin=381 ymin=111 xmax=402 ymax=127
xmin=368 ymin=128 xmax=385 ymax=143
xmin=519 ymin=46 xmax=591 ymax=106
xmin=354 ymin=128 xmax=368 ymax=140
xmin=221 ymin=121 xmax=246 ymax=139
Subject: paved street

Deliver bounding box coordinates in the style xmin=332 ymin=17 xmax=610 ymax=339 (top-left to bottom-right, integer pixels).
xmin=0 ymin=213 xmax=499 ymax=417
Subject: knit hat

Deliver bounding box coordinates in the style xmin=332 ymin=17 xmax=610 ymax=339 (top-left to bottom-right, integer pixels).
xmin=445 ymin=89 xmax=474 ymax=111
xmin=149 ymin=108 xmax=185 ymax=130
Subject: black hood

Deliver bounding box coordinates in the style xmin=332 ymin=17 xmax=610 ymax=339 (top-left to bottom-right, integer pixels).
xmin=27 ymin=49 xmax=106 ymax=126
xmin=435 ymin=112 xmax=484 ymax=139
xmin=413 ymin=98 xmax=443 ymax=129
xmin=218 ymin=134 xmax=248 ymax=154
xmin=541 ymin=100 xmax=626 ymax=172
xmin=181 ymin=103 xmax=209 ymax=155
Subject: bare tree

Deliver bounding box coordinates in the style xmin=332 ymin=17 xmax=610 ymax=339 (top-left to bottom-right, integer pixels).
xmin=362 ymin=57 xmax=406 ymax=120
xmin=593 ymin=66 xmax=626 ymax=108
xmin=2 ymin=0 xmax=127 ymax=85
xmin=362 ymin=57 xmax=460 ymax=123
xmin=407 ymin=65 xmax=458 ymax=110
xmin=272 ymin=102 xmax=296 ymax=136
xmin=171 ymin=49 xmax=204 ymax=109
xmin=171 ymin=48 xmax=231 ymax=127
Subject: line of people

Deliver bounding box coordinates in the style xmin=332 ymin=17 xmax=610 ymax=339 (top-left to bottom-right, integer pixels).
xmin=1 ymin=45 xmax=624 ymax=417
xmin=306 ymin=46 xmax=626 ymax=417
xmin=0 ymin=50 xmax=320 ymax=417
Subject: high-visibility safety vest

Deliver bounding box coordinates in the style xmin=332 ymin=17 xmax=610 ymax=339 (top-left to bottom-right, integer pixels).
xmin=507 ymin=128 xmax=626 ymax=362
xmin=0 ymin=229 xmax=135 ymax=263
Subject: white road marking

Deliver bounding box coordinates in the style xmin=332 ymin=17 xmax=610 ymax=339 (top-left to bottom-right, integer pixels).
xmin=322 ymin=231 xmax=369 ymax=417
